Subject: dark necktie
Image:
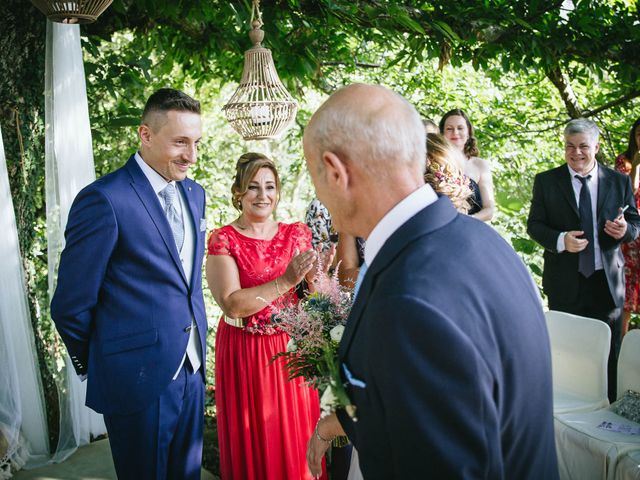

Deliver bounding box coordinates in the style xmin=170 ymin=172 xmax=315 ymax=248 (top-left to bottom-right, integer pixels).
xmin=575 ymin=175 xmax=595 ymax=278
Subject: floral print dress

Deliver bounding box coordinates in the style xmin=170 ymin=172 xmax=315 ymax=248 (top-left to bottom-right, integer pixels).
xmin=615 ymin=154 xmax=640 ymax=312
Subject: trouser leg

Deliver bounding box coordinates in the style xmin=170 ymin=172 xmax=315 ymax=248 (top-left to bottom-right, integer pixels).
xmin=103 ymin=364 xmax=203 ymax=480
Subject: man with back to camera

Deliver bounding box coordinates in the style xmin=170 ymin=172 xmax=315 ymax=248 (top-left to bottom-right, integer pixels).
xmin=304 ymin=83 xmax=559 ymax=479
xmin=51 ymin=88 xmax=208 ymax=479
xmin=528 ymin=118 xmax=640 ymax=402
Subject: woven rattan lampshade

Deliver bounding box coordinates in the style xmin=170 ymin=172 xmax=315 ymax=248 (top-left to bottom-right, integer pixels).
xmin=223 ymin=9 xmax=298 ymax=141
xmin=30 ymin=0 xmax=112 ymax=24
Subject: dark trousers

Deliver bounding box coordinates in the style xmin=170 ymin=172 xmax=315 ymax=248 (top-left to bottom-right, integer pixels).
xmin=548 ymin=270 xmax=622 ymax=403
xmin=103 ymin=361 xmax=205 ymax=480
xmin=329 ymin=444 xmax=353 ymax=480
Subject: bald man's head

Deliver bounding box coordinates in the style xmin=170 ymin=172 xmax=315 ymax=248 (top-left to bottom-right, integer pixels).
xmin=304 ymin=83 xmax=425 ymax=179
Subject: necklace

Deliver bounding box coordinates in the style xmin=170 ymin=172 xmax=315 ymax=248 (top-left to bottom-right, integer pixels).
xmin=234 ymin=217 xmax=277 ymax=238
xmin=234 ymin=218 xmax=249 ymax=230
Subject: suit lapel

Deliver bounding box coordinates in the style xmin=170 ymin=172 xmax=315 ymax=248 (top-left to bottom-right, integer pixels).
xmin=125 ymin=156 xmax=188 ymax=285
xmin=178 ymin=179 xmax=202 ymax=291
xmin=557 ymin=165 xmax=580 ymax=218
xmin=338 ymin=196 xmax=458 ymax=359
xmin=597 ymin=163 xmax=613 ymax=222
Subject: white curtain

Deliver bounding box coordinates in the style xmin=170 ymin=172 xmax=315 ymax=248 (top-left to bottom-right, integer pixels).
xmin=0 ymin=127 xmax=49 ymax=476
xmin=44 ymin=20 xmax=106 ymax=462
xmin=0 ymin=19 xmax=107 ymax=478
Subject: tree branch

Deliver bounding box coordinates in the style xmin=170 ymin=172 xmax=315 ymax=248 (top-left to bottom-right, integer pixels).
xmin=320 ymin=60 xmax=381 ymax=68
xmin=546 ymin=66 xmax=583 ymax=118
xmin=583 ymin=90 xmax=640 ymax=118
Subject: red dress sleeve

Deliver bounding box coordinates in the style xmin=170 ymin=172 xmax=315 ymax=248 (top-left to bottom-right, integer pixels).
xmin=615 ymin=154 xmax=631 ymax=175
xmin=207 ymin=228 xmax=232 ymax=256
xmin=291 ymin=222 xmax=312 ymax=252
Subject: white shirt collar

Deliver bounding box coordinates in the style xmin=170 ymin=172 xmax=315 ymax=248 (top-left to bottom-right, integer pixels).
xmin=364 ymin=184 xmax=438 ymax=266
xmin=135 ymin=151 xmax=175 ymax=195
xmin=567 ymin=162 xmax=598 ymax=180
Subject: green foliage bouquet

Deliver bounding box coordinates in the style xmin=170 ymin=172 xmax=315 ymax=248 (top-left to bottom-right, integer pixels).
xmin=272 ymin=268 xmax=358 ymax=425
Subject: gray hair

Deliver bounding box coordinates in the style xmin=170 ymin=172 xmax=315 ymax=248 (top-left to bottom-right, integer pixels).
xmin=306 ymin=84 xmax=425 ymax=180
xmin=564 ymin=118 xmax=600 ymax=143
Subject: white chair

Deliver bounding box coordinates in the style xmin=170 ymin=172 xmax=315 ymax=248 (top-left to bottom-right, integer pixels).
xmin=615 ymin=450 xmax=640 ymax=480
xmin=554 ymin=330 xmax=640 ymax=480
xmin=546 ymin=310 xmax=611 ymax=414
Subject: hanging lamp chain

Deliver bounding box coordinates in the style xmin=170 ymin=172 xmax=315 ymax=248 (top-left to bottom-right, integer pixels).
xmin=248 ymin=0 xmax=265 ymax=46
xmin=250 ymin=0 xmax=263 ymax=28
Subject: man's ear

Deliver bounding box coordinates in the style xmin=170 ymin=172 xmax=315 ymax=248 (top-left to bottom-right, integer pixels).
xmin=321 ymin=151 xmax=349 ymax=191
xmin=594 ymin=142 xmax=600 ymax=155
xmin=138 ymin=124 xmax=152 ymax=146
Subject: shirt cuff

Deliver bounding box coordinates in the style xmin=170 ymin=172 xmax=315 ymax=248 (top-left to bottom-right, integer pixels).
xmin=556 ymin=232 xmax=566 ymax=252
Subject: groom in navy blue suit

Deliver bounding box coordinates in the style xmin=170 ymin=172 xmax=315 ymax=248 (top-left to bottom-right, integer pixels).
xmin=51 ymin=89 xmax=208 ymax=479
xmin=304 ymin=84 xmax=559 ymax=479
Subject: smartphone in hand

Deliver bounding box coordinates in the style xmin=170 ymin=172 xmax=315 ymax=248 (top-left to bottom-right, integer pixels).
xmin=612 ymin=205 xmax=629 ymax=221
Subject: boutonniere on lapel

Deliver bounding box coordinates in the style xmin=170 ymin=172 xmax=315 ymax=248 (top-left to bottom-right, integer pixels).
xmin=270 ymin=262 xmax=358 ymax=443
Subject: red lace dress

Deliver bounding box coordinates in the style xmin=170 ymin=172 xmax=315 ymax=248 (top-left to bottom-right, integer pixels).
xmin=208 ymin=222 xmax=326 ymax=480
xmin=615 ymin=154 xmax=640 ymax=312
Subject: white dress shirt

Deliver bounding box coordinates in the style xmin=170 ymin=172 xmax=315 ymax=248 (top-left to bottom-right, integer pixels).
xmin=135 ymin=152 xmax=202 ymax=377
xmin=556 ymin=163 xmax=603 ymax=270
xmin=364 ymin=184 xmax=438 ymax=266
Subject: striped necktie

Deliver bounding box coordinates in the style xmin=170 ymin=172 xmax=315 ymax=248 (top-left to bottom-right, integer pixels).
xmin=159 ymin=183 xmax=184 ymax=252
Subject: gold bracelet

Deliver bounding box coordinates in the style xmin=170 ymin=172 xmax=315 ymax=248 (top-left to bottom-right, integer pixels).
xmin=314 ymin=419 xmax=335 ymax=444
xmin=275 ymin=277 xmax=284 ymax=297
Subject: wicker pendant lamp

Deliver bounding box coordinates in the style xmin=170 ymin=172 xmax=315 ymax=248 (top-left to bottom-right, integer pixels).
xmin=30 ymin=0 xmax=113 ymax=24
xmin=223 ymin=0 xmax=298 ymax=141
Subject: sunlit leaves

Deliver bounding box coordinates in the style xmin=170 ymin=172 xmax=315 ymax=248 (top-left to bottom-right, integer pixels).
xmin=76 ymin=0 xmax=640 ymax=299
xmin=82 ymin=0 xmax=640 ymax=113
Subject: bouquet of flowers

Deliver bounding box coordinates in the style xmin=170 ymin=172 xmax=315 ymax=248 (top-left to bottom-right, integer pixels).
xmin=271 ymin=266 xmax=358 ymax=425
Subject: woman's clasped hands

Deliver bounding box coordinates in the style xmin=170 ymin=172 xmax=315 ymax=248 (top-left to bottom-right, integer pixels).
xmin=282 ymin=244 xmax=336 ymax=289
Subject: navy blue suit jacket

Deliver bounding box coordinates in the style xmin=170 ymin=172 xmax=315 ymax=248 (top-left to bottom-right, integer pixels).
xmin=51 ymin=156 xmax=207 ymax=415
xmin=337 ymin=196 xmax=559 ymax=479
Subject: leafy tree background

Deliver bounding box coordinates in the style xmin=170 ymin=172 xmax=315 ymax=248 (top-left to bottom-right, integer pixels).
xmin=1 ymin=0 xmax=639 ymax=470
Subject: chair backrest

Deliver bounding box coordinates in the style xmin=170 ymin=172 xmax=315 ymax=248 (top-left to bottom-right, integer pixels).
xmin=618 ymin=329 xmax=640 ymax=399
xmin=545 ymin=310 xmax=610 ymax=401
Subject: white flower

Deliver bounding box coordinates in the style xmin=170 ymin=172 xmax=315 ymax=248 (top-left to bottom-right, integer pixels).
xmin=330 ymin=325 xmax=345 ymax=343
xmin=320 ymin=385 xmax=338 ymax=415
xmin=286 ymin=338 xmax=297 ymax=352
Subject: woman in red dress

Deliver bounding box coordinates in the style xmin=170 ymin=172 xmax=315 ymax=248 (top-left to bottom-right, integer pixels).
xmin=206 ymin=152 xmax=328 ymax=479
xmin=615 ymin=117 xmax=640 ymax=336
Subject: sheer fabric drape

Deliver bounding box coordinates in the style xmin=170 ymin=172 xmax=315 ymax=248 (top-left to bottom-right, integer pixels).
xmin=44 ymin=20 xmax=106 ymax=462
xmin=0 ymin=20 xmax=108 ymax=478
xmin=0 ymin=127 xmax=49 ymax=477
